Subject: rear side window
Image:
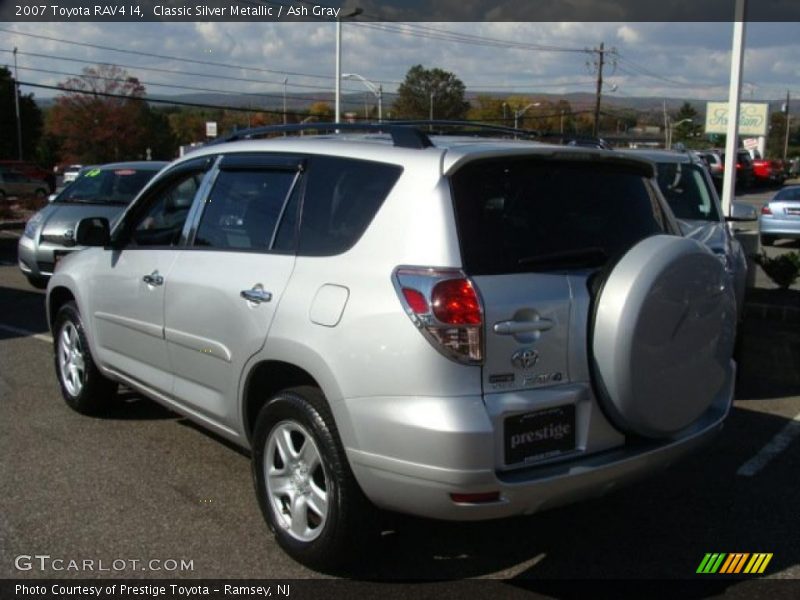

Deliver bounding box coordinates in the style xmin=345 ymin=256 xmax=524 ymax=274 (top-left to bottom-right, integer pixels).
xmin=450 ymin=158 xmax=667 ymax=275
xmin=194 ymin=169 xmax=297 ymax=251
xmin=297 ymin=157 xmax=402 ymax=256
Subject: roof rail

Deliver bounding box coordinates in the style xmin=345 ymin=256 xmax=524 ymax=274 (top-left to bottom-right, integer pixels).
xmin=389 ymin=120 xmax=539 ymax=139
xmin=209 ymin=122 xmax=434 ymax=150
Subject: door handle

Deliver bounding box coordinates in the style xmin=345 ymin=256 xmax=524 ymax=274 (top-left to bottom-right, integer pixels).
xmin=142 ymin=271 xmax=164 ymax=286
xmin=240 ymin=285 xmax=272 ymax=304
xmin=493 ymin=318 xmax=553 ymax=335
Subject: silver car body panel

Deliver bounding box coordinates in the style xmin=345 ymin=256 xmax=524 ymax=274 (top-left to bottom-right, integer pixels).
xmin=47 ymin=134 xmax=736 ymax=521
xmin=759 ymin=192 xmax=800 ymax=239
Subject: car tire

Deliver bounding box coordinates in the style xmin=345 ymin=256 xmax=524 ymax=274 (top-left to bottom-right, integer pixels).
xmin=252 ymin=386 xmax=375 ymax=570
xmin=761 ymin=235 xmax=775 ymax=247
xmin=26 ymin=275 xmax=48 ymax=290
xmin=34 ymin=188 xmax=47 ymax=199
xmin=53 ymin=301 xmax=118 ymax=415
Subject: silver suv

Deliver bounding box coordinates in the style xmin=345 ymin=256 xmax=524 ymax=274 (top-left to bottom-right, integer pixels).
xmin=46 ymin=124 xmax=736 ymax=569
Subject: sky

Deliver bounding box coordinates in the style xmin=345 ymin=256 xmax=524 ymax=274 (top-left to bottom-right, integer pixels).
xmin=0 ymin=21 xmax=799 ymax=110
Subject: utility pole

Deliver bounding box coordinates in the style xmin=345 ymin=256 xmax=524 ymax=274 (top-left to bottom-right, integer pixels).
xmin=13 ymin=47 xmax=22 ymax=160
xmin=784 ymin=89 xmax=791 ymax=161
xmin=283 ymin=77 xmax=288 ymax=125
xmin=592 ymin=42 xmax=605 ymax=138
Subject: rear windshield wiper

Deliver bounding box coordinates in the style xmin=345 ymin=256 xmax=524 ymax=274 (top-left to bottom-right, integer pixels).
xmin=518 ymin=247 xmax=608 ymax=269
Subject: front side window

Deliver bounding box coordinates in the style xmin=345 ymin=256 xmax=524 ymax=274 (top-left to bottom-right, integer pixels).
xmin=194 ymin=169 xmax=297 ymax=251
xmin=120 ymin=163 xmax=211 ymax=247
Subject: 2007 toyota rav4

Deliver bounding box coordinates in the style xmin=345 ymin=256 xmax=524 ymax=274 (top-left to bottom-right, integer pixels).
xmin=46 ymin=124 xmax=736 ymax=568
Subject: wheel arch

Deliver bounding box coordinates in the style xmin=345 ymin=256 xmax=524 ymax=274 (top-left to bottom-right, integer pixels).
xmin=48 ymin=285 xmax=76 ymax=331
xmin=242 ymin=360 xmax=327 ymax=444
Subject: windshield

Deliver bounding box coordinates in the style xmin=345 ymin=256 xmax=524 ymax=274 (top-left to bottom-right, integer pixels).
xmin=655 ymin=163 xmax=720 ymax=222
xmin=56 ymin=168 xmax=157 ymax=205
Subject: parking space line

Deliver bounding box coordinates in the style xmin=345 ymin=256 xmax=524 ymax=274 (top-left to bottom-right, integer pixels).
xmin=737 ymin=412 xmax=800 ymax=477
xmin=0 ymin=323 xmax=53 ymax=344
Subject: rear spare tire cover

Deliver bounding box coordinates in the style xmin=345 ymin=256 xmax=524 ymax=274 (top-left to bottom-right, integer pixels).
xmin=592 ymin=234 xmax=735 ymax=438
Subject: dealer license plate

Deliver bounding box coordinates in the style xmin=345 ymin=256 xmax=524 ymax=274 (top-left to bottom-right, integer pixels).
xmin=504 ymin=405 xmax=576 ymax=465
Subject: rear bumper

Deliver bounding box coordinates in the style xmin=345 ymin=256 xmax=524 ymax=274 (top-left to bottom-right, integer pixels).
xmin=759 ymin=217 xmax=800 ymax=238
xmin=343 ymin=363 xmax=735 ymax=521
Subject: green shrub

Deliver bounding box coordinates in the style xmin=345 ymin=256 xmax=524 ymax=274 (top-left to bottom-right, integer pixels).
xmin=756 ymin=251 xmax=800 ymax=289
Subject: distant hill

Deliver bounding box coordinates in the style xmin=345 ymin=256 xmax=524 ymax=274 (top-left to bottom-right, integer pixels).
xmin=33 ymin=90 xmax=797 ymax=118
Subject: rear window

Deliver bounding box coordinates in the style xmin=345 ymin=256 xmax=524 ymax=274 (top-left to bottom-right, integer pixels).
xmin=450 ymin=158 xmax=667 ymax=275
xmin=775 ymin=187 xmax=800 ymax=201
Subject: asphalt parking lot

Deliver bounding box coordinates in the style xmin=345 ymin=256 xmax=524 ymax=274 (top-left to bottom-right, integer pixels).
xmin=0 ymin=191 xmax=799 ymax=586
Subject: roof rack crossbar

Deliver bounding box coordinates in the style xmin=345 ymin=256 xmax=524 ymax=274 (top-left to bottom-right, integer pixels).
xmin=210 ymin=122 xmax=434 ymax=150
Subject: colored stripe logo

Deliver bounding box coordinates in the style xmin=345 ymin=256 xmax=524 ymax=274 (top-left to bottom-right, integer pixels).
xmin=697 ymin=553 xmax=773 ymax=574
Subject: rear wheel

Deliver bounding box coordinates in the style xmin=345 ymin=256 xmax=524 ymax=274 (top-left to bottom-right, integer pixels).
xmin=53 ymin=301 xmax=118 ymax=415
xmin=760 ymin=235 xmax=776 ymax=247
xmin=252 ymin=386 xmax=374 ymax=570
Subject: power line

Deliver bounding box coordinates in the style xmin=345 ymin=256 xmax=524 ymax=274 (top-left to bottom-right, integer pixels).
xmin=0 ymin=27 xmax=338 ymax=81
xmin=17 ymin=80 xmax=319 ymax=117
xmin=0 ymin=47 xmax=399 ymax=96
xmin=12 ymin=64 xmax=344 ymax=105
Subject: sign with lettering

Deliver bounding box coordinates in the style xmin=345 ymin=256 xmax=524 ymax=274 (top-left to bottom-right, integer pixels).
xmin=705 ymin=102 xmax=769 ymax=136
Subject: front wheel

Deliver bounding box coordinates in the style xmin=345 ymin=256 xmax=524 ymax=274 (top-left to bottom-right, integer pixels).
xmin=252 ymin=386 xmax=374 ymax=570
xmin=53 ymin=301 xmax=117 ymax=415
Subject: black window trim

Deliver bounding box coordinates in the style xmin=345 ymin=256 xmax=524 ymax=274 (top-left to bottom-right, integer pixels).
xmin=185 ymin=153 xmax=306 ymax=255
xmin=111 ymin=155 xmax=218 ymax=250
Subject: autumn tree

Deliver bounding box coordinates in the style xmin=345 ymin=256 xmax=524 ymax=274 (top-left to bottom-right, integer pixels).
xmin=393 ymin=65 xmax=469 ymax=120
xmin=308 ymin=102 xmax=333 ymax=120
xmin=467 ymin=95 xmax=508 ymax=124
xmin=47 ymin=64 xmax=151 ymax=163
xmin=0 ymin=66 xmax=43 ymax=160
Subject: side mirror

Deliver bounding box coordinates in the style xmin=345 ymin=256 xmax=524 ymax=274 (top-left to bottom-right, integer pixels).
xmin=726 ymin=201 xmax=758 ymax=222
xmin=75 ymin=217 xmax=111 ymax=247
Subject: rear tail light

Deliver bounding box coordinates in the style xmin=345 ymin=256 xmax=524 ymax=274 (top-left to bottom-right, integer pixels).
xmin=761 ymin=205 xmax=772 ymax=215
xmin=394 ymin=267 xmax=483 ymax=364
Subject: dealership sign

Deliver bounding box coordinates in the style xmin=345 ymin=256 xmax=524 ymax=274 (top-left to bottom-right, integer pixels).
xmin=705 ymin=102 xmax=769 ymax=136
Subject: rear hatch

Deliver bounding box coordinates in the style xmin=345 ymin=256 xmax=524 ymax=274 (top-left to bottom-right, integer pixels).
xmin=448 ymin=155 xmax=667 ymax=396
xmin=448 ymin=153 xmax=735 ymax=469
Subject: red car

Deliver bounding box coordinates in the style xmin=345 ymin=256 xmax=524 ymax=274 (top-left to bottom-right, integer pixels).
xmin=752 ymin=157 xmax=786 ymax=187
xmin=0 ymin=160 xmax=55 ymax=192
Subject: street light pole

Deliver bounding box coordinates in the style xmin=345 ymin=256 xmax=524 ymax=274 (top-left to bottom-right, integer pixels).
xmin=514 ymin=102 xmax=541 ymax=130
xmin=13 ymin=47 xmax=22 ymax=160
xmin=334 ymin=8 xmax=362 ymax=124
xmin=342 ymin=73 xmax=382 ymax=122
